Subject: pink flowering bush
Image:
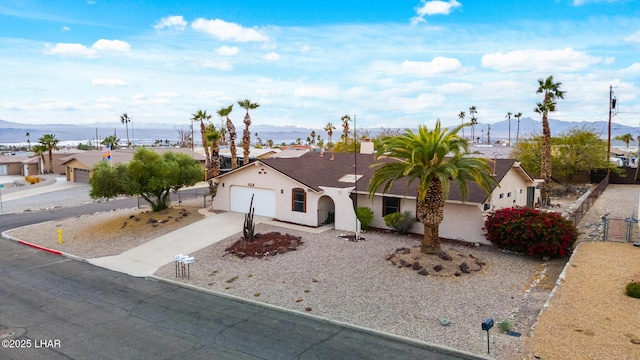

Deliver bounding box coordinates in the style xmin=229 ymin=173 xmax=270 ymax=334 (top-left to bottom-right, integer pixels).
xmin=483 ymin=207 xmax=577 ymax=258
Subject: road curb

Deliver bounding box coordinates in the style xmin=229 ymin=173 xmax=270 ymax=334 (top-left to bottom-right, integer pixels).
xmin=1 ymin=231 xmax=85 ymax=261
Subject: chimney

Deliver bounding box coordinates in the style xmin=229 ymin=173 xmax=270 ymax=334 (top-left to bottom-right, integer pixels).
xmin=360 ymin=138 xmax=374 ymax=154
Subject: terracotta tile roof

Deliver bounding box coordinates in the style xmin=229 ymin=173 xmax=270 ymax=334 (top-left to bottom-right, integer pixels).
xmin=255 ymin=152 xmax=525 ymax=204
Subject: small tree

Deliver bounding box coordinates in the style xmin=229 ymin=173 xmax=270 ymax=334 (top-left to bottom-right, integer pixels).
xmin=356 ymin=207 xmax=374 ymax=230
xmin=89 ymin=148 xmax=202 ymax=211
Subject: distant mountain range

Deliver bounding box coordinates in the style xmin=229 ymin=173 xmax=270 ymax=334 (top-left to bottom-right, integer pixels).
xmin=1 ymin=118 xmax=638 ymax=146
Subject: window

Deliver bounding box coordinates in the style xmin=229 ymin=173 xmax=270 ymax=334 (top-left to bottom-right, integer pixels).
xmin=483 ymin=203 xmax=490 ymax=211
xmin=499 ymin=193 xmax=504 ymax=199
xmin=383 ymin=197 xmax=400 ymax=216
xmin=507 ymin=192 xmax=512 ymax=198
xmin=292 ymin=188 xmax=306 ymax=212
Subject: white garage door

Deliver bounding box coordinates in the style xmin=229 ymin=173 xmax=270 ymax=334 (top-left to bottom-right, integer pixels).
xmin=230 ymin=186 xmax=276 ymax=217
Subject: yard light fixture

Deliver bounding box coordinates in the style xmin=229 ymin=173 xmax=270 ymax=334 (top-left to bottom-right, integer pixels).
xmin=482 ymin=318 xmax=494 ymax=354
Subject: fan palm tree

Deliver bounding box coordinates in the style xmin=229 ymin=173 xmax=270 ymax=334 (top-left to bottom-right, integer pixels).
xmin=615 ymin=133 xmax=635 ymax=150
xmin=191 ymin=109 xmax=213 ymax=179
xmin=458 ymin=111 xmax=466 ymax=140
xmin=505 ymin=112 xmax=513 ymax=146
xmin=120 ymin=113 xmax=131 ymax=147
xmin=217 ymin=105 xmax=237 ymax=169
xmin=237 ymin=99 xmax=260 ymax=165
xmin=38 ymin=134 xmax=60 ymax=174
xmin=514 ymin=112 xmax=523 ymax=144
xmin=101 ymin=135 xmax=119 ymax=150
xmin=205 ymin=123 xmax=222 ymax=197
xmin=324 ymin=122 xmax=336 ymax=149
xmin=369 ymin=121 xmax=497 ymax=254
xmin=341 ymin=115 xmax=351 ymax=142
xmin=535 ymin=75 xmax=565 ymax=206
xmin=26 ymin=132 xmax=31 ymax=151
xmin=469 ymin=106 xmax=478 ymax=144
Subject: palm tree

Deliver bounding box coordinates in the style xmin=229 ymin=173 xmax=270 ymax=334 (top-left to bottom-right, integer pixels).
xmin=120 ymin=113 xmax=131 ymax=147
xmin=38 ymin=134 xmax=60 ymax=174
xmin=32 ymin=144 xmax=46 ymax=174
xmin=458 ymin=111 xmax=466 ymax=140
xmin=368 ymin=121 xmax=497 ymax=254
xmin=26 ymin=132 xmax=31 ymax=151
xmin=191 ymin=109 xmax=213 ymax=179
xmin=469 ymin=106 xmax=477 ymax=144
xmin=505 ymin=112 xmax=513 ymax=146
xmin=324 ymin=122 xmax=336 ymax=149
xmin=267 ymin=139 xmax=274 ymax=148
xmin=514 ymin=112 xmax=523 ymax=144
xmin=205 ymin=123 xmax=222 ymax=197
xmin=309 ymin=130 xmax=316 ymax=145
xmin=535 ymin=75 xmax=565 ymax=207
xmin=341 ymin=115 xmax=351 ymax=142
xmin=101 ymin=135 xmax=119 ymax=150
xmin=615 ymin=133 xmax=635 ymax=150
xmin=217 ymin=105 xmax=237 ymax=169
xmin=237 ymin=99 xmax=260 ymax=165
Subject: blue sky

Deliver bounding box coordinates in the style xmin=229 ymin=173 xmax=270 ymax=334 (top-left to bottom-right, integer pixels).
xmin=1 ymin=0 xmax=639 ymax=132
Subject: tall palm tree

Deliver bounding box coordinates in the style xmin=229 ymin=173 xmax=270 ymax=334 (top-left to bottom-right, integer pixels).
xmin=514 ymin=112 xmax=523 ymax=144
xmin=205 ymin=123 xmax=222 ymax=197
xmin=469 ymin=106 xmax=477 ymax=144
xmin=26 ymin=132 xmax=31 ymax=151
xmin=368 ymin=121 xmax=497 ymax=254
xmin=237 ymin=99 xmax=260 ymax=165
xmin=191 ymin=109 xmax=213 ymax=184
xmin=458 ymin=111 xmax=466 ymax=140
xmin=324 ymin=122 xmax=336 ymax=149
xmin=505 ymin=112 xmax=513 ymax=146
xmin=38 ymin=134 xmax=60 ymax=174
xmin=535 ymin=75 xmax=565 ymax=207
xmin=217 ymin=105 xmax=237 ymax=169
xmin=341 ymin=115 xmax=351 ymax=142
xmin=120 ymin=113 xmax=131 ymax=147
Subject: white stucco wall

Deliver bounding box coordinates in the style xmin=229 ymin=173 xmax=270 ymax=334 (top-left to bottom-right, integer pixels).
xmin=486 ymin=166 xmax=534 ymax=210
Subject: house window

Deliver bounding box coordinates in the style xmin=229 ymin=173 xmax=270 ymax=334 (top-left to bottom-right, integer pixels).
xmin=507 ymin=192 xmax=512 ymax=198
xmin=292 ymin=188 xmax=306 ymax=212
xmin=383 ymin=197 xmax=400 ymax=216
xmin=484 ymin=203 xmax=490 ymax=211
xmin=499 ymin=193 xmax=504 ymax=199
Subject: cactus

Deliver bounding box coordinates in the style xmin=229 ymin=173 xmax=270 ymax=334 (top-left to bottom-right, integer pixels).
xmin=243 ymin=195 xmax=255 ymax=241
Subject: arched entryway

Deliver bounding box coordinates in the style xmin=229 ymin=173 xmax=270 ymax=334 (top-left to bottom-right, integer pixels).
xmin=317 ymin=195 xmax=335 ymax=226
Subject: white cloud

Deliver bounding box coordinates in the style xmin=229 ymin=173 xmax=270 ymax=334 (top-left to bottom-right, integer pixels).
xmin=300 ymin=45 xmax=311 ymax=52
xmin=199 ymin=60 xmax=234 ymax=71
xmin=481 ymin=48 xmax=602 ymax=72
xmin=572 ymin=0 xmax=620 ymax=5
xmin=377 ymin=57 xmax=464 ymax=77
xmin=294 ymin=86 xmax=339 ymax=99
xmin=154 ymin=15 xmax=187 ymax=31
xmin=62 ymin=26 xmax=70 ymax=32
xmin=191 ymin=18 xmax=269 ymax=42
xmin=411 ymin=0 xmax=461 ymax=25
xmin=91 ymin=78 xmax=126 ymax=87
xmin=44 ymin=39 xmax=130 ymax=58
xmin=619 ymin=63 xmax=640 ymax=76
xmin=262 ymin=52 xmax=280 ymax=61
xmin=215 ymin=46 xmax=239 ymax=56
xmin=92 ymin=39 xmax=130 ymax=52
xmin=625 ymin=30 xmax=640 ymax=43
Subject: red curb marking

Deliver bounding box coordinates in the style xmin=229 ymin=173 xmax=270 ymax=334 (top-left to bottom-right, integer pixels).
xmin=18 ymin=240 xmax=63 ymax=255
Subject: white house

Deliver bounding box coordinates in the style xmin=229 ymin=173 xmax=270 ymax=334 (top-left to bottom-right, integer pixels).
xmin=211 ymin=150 xmax=537 ymax=245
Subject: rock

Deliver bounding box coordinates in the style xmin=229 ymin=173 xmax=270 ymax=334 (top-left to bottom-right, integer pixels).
xmin=417 ymin=267 xmax=429 ymax=276
xmin=412 ymin=261 xmax=421 ymax=270
xmin=460 ymin=262 xmax=471 ymax=274
xmin=402 ymin=248 xmax=411 ymax=255
xmin=400 ymin=259 xmax=411 ymax=267
xmin=454 ymin=271 xmax=461 ymax=277
xmin=438 ymin=251 xmax=453 ymax=261
xmin=386 ymin=253 xmax=396 ymax=261
xmin=237 ymin=252 xmax=246 ymax=258
xmin=277 ymin=246 xmax=288 ymax=254
xmin=262 ymin=240 xmax=274 ymax=247
xmin=395 ymin=247 xmax=406 ymax=253
xmin=433 ymin=264 xmax=443 ymax=272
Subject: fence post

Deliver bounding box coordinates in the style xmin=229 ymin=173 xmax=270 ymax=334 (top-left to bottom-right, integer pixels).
xmin=602 ymin=215 xmax=609 ymax=241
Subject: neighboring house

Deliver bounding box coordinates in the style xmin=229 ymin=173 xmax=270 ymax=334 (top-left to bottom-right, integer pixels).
xmin=211 ymin=149 xmax=538 ymax=245
xmin=0 ymin=155 xmax=36 ymax=176
xmin=59 ymin=148 xmax=206 ymax=183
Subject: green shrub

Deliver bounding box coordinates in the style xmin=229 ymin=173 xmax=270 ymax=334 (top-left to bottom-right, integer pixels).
xmin=498 ymin=320 xmax=512 ymax=333
xmin=483 ymin=207 xmax=577 ymax=258
xmin=356 ymin=207 xmax=374 ymax=230
xmin=626 ymin=282 xmax=640 ymax=299
xmin=384 ymin=210 xmax=416 ymax=235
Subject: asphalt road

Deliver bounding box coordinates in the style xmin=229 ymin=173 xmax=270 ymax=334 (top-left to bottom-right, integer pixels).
xmin=0 ymin=186 xmax=485 ymax=360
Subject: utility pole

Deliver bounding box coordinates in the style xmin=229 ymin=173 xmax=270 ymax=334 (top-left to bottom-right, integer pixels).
xmin=487 ymin=124 xmax=491 ymax=144
xmin=608 ymin=85 xmax=616 ymax=175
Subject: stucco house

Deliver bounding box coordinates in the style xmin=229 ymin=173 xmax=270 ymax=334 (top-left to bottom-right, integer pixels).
xmin=59 ymin=148 xmax=206 ymax=183
xmin=211 ymin=149 xmax=538 ymax=245
xmin=0 ymin=155 xmax=39 ymax=176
